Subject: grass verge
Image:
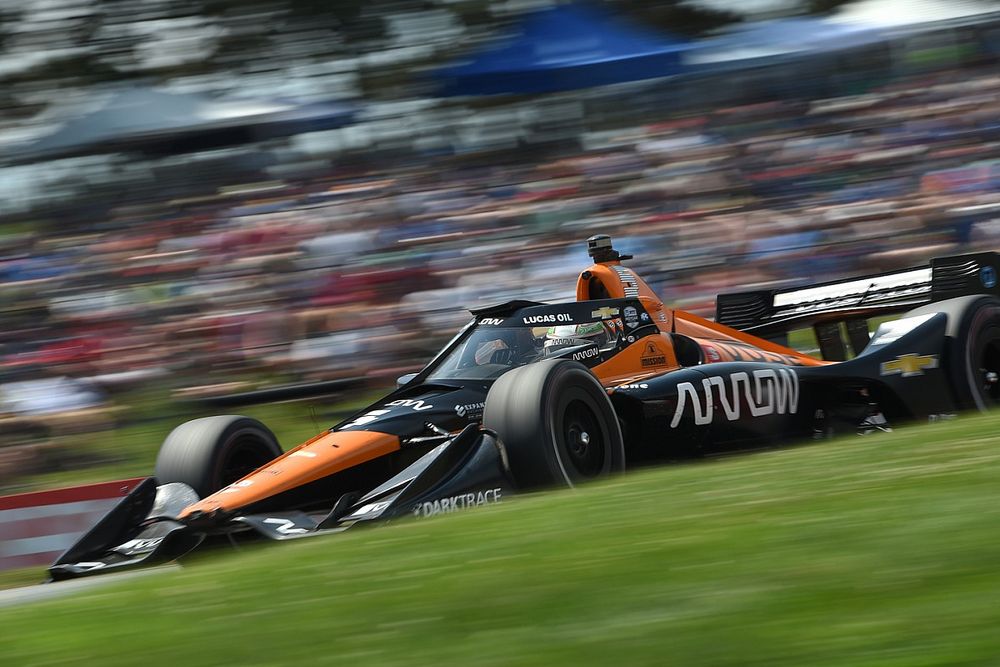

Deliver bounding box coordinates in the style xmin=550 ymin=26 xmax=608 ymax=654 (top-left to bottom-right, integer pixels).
xmin=1 ymin=413 xmax=999 ymax=665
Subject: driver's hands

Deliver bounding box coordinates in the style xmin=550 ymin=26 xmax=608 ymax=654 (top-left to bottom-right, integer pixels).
xmin=474 ymin=339 xmax=510 ymax=365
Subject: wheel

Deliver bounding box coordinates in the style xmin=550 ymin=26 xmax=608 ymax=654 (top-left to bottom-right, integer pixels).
xmin=483 ymin=359 xmax=625 ymax=489
xmin=946 ymin=296 xmax=1000 ymax=410
xmin=906 ymin=295 xmax=1000 ymax=411
xmin=154 ymin=415 xmax=282 ymax=498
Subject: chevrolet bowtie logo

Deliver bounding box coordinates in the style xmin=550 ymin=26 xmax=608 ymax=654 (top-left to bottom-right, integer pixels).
xmin=590 ymin=307 xmax=619 ymax=319
xmin=880 ymin=353 xmax=938 ymax=377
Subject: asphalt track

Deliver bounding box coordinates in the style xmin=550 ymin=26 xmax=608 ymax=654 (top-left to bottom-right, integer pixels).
xmin=0 ymin=564 xmax=180 ymax=608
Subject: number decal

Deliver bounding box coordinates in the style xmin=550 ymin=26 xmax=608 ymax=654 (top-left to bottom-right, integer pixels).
xmin=263 ymin=518 xmax=309 ymax=535
xmin=73 ymin=562 xmax=108 ymax=571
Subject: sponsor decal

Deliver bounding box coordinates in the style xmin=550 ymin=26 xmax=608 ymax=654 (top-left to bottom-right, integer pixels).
xmin=455 ymin=401 xmax=486 ymax=418
xmin=640 ymin=312 xmax=650 ymax=322
xmin=612 ymin=265 xmax=640 ymax=298
xmin=572 ymin=347 xmax=601 ymax=362
xmin=412 ymin=488 xmax=503 ymax=517
xmin=774 ymin=267 xmax=931 ymax=309
xmin=353 ymin=501 xmax=391 ymax=516
xmin=982 ymin=265 xmax=997 ymax=289
xmin=479 ymin=317 xmax=504 ymax=326
xmin=263 ymin=517 xmax=309 ymax=535
xmin=706 ymin=341 xmax=802 ymax=366
xmin=617 ymin=383 xmax=649 ymax=390
xmin=387 ymin=399 xmax=434 ymax=411
xmin=342 ymin=408 xmax=390 ymax=429
xmin=623 ymin=306 xmax=639 ymax=328
xmin=640 ymin=341 xmax=666 ymax=367
xmin=658 ymin=312 xmax=667 ymax=322
xmin=703 ymin=345 xmax=721 ymax=362
xmin=113 ymin=537 xmax=164 ymax=556
xmin=671 ymin=368 xmax=799 ymax=428
xmin=523 ymin=313 xmax=572 ymax=325
xmin=590 ymin=306 xmax=619 ymax=319
xmin=879 ymin=353 xmax=938 ymax=378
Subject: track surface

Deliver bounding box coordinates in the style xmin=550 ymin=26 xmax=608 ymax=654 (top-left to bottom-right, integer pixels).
xmin=0 ymin=565 xmax=180 ymax=608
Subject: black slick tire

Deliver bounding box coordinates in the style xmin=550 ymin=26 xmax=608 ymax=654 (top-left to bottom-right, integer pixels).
xmin=944 ymin=296 xmax=1000 ymax=410
xmin=483 ymin=359 xmax=625 ymax=489
xmin=154 ymin=415 xmax=282 ymax=498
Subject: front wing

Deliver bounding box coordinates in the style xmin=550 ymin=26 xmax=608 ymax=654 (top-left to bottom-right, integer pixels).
xmin=49 ymin=425 xmax=513 ymax=581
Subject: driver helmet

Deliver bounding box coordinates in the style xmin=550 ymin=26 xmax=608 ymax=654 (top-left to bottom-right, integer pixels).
xmin=544 ymin=321 xmax=609 ymax=354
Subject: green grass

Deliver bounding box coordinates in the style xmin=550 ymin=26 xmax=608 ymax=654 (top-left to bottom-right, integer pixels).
xmin=0 ymin=567 xmax=46 ymax=591
xmin=2 ymin=414 xmax=999 ymax=666
xmin=786 ymin=315 xmax=898 ymax=359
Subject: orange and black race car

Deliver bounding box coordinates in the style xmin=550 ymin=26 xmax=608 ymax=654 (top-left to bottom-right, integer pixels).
xmin=50 ymin=235 xmax=1000 ymax=580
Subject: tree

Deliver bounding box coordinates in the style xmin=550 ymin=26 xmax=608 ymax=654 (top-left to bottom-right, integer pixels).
xmin=600 ymin=0 xmax=743 ymax=36
xmin=806 ymin=0 xmax=855 ymax=14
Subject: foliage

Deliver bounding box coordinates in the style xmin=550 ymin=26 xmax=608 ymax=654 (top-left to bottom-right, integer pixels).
xmin=603 ymin=0 xmax=742 ymax=36
xmin=807 ymin=0 xmax=856 ymax=15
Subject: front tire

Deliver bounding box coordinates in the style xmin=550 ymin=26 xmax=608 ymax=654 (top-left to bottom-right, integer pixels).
xmin=483 ymin=359 xmax=625 ymax=489
xmin=154 ymin=415 xmax=282 ymax=498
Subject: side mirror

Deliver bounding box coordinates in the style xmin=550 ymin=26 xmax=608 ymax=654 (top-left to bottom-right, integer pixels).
xmin=396 ymin=372 xmax=418 ymax=388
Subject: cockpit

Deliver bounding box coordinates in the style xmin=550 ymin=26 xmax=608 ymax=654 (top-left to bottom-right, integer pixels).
xmin=425 ymin=298 xmax=656 ymax=382
xmin=427 ymin=323 xmax=616 ymax=381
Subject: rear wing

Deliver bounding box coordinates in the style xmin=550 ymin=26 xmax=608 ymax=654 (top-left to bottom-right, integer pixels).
xmin=715 ymin=252 xmax=1000 ymax=359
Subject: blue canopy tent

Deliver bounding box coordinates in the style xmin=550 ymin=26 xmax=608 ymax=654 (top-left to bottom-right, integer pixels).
xmin=433 ymin=3 xmax=691 ymax=96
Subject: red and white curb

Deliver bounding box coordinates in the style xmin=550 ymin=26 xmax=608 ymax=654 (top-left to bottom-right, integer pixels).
xmin=0 ymin=479 xmax=143 ymax=571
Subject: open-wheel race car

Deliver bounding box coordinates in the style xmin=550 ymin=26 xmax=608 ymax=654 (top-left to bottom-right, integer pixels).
xmin=50 ymin=235 xmax=1000 ymax=580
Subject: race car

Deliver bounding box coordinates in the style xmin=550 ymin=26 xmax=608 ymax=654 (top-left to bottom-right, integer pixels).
xmin=49 ymin=235 xmax=1000 ymax=580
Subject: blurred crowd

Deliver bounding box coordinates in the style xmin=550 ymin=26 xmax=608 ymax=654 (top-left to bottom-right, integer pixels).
xmin=4 ymin=64 xmax=1000 ymax=405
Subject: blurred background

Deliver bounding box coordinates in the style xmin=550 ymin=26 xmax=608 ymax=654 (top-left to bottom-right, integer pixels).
xmin=1 ymin=0 xmax=999 ymax=490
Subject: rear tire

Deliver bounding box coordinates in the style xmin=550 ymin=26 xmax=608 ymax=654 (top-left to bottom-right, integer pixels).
xmin=154 ymin=415 xmax=282 ymax=498
xmin=483 ymin=359 xmax=625 ymax=489
xmin=906 ymin=295 xmax=1000 ymax=411
xmin=946 ymin=297 xmax=1000 ymax=410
